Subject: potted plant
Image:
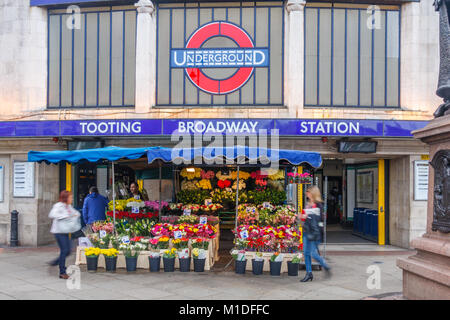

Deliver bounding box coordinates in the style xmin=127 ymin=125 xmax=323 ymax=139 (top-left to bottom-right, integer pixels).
xmin=163 ymin=248 xmax=177 ymax=272
xmin=84 ymin=247 xmax=101 ymax=272
xmin=119 ymin=242 xmax=145 ymax=272
xmin=101 ymin=248 xmax=119 ymax=273
xmin=173 ymin=238 xmax=190 ymax=272
xmin=287 ymin=255 xmax=301 ymax=277
xmin=269 ymin=252 xmax=283 ymax=276
xmin=148 ymin=238 xmax=161 ymax=272
xmin=252 ymin=252 xmax=264 ymax=275
xmin=191 ymin=238 xmax=209 ymax=272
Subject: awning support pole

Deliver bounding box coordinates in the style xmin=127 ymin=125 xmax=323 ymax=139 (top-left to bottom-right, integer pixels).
xmin=112 ymin=161 xmax=116 ymax=235
xmin=159 ymin=163 xmax=162 ymax=222
xmin=234 ymin=165 xmax=240 ymax=232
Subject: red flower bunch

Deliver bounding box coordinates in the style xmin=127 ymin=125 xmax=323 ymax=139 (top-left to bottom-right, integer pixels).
xmin=251 ymin=170 xmax=268 ymax=179
xmin=130 ymin=236 xmax=144 ymax=242
xmin=217 ymin=180 xmax=231 ymax=189
xmin=255 ymin=178 xmax=267 ymax=187
xmin=106 ymin=211 xmax=158 ymax=220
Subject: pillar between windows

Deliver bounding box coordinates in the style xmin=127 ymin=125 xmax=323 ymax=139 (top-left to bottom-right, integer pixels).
xmin=286 ymin=0 xmax=306 ymax=117
xmin=135 ymin=0 xmax=156 ymax=113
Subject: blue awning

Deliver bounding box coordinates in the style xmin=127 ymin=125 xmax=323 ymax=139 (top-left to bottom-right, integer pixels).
xmin=147 ymin=146 xmax=322 ymax=168
xmin=28 ymin=146 xmax=152 ymax=164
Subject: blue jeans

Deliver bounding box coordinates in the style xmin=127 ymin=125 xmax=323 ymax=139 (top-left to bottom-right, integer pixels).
xmin=54 ymin=234 xmax=71 ymax=275
xmin=303 ymin=235 xmax=329 ymax=273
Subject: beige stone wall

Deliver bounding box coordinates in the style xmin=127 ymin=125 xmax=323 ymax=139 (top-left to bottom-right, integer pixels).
xmin=389 ymin=155 xmax=428 ymax=248
xmin=0 ymin=140 xmax=63 ymax=246
xmin=0 ymin=1 xmax=439 ymax=122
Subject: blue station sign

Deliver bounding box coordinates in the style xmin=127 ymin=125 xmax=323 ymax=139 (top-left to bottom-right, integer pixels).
xmin=0 ymin=119 xmax=428 ymax=138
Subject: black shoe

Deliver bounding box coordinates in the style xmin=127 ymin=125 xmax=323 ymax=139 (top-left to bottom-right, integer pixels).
xmin=300 ymin=272 xmax=313 ymax=282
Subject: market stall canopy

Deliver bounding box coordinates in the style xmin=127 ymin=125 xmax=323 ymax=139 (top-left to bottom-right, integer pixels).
xmin=147 ymin=146 xmax=322 ymax=168
xmin=27 ymin=146 xmax=167 ymax=164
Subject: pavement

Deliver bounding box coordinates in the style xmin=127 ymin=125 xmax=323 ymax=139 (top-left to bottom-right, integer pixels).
xmin=0 ymin=244 xmax=413 ymax=300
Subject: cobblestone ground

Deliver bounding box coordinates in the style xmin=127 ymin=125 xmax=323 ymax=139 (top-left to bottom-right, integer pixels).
xmin=0 ymin=246 xmax=411 ymax=300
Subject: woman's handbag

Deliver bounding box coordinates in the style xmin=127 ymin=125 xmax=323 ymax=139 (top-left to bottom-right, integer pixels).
xmin=58 ymin=215 xmax=81 ymax=234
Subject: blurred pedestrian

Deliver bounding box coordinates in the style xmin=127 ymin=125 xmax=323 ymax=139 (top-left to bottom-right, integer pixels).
xmin=299 ymin=186 xmax=331 ymax=282
xmin=48 ymin=190 xmax=80 ymax=279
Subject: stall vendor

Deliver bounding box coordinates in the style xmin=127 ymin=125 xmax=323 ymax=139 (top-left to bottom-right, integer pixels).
xmin=129 ymin=181 xmax=148 ymax=201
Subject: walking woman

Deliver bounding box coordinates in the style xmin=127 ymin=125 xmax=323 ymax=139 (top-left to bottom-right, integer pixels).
xmin=299 ymin=186 xmax=331 ymax=282
xmin=48 ymin=190 xmax=81 ymax=279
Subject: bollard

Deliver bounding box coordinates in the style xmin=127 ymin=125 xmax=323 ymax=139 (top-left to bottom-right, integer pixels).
xmin=10 ymin=210 xmax=19 ymax=247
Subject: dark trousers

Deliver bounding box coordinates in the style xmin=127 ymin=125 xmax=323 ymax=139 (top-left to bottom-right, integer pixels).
xmin=53 ymin=234 xmax=72 ymax=275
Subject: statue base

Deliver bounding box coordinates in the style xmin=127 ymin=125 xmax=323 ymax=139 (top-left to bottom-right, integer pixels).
xmin=397 ymin=114 xmax=450 ymax=299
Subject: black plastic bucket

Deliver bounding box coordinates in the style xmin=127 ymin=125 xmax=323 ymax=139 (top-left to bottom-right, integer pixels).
xmin=125 ymin=256 xmax=138 ymax=272
xmin=148 ymin=256 xmax=161 ymax=272
xmin=179 ymin=258 xmax=191 ymax=272
xmin=287 ymin=261 xmax=299 ymax=276
xmin=86 ymin=256 xmax=98 ymax=272
xmin=193 ymin=258 xmax=205 ymax=272
xmin=270 ymin=261 xmax=282 ymax=276
xmin=163 ymin=257 xmax=175 ymax=272
xmin=104 ymin=256 xmax=117 ymax=273
xmin=235 ymin=259 xmax=247 ymax=274
xmin=252 ymin=259 xmax=264 ymax=275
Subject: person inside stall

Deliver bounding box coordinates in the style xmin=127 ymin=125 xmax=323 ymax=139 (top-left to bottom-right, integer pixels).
xmin=82 ymin=186 xmax=109 ymax=233
xmin=129 ymin=181 xmax=147 ymax=201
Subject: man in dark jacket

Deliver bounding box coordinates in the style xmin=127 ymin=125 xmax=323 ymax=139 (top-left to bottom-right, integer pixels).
xmin=82 ymin=186 xmax=109 ymax=230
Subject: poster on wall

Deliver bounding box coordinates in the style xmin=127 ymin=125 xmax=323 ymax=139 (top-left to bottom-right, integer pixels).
xmin=356 ymin=171 xmax=373 ymax=203
xmin=13 ymin=161 xmax=35 ymax=198
xmin=414 ymin=160 xmax=429 ymax=201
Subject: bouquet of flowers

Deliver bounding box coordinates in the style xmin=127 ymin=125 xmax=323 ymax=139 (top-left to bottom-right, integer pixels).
xmin=101 ymin=248 xmax=119 ymax=257
xmin=191 ymin=238 xmax=210 ymax=250
xmin=157 ymin=236 xmax=170 ymax=249
xmin=196 ymin=179 xmax=212 ymax=190
xmin=270 ymin=251 xmax=283 ymax=262
xmin=192 ymin=223 xmax=217 ymax=239
xmin=232 ymin=180 xmax=246 ymax=190
xmin=237 ymin=204 xmax=259 ymax=225
xmin=230 ymin=170 xmax=250 ymax=180
xmin=177 ymin=215 xmax=199 ymax=224
xmin=182 ymin=204 xmax=201 ymax=213
xmin=163 ymin=248 xmax=177 ymax=259
xmin=144 ymin=200 xmax=168 ymax=212
xmin=201 ymin=170 xmax=215 ymax=179
xmin=168 ymin=203 xmax=184 ymax=215
xmin=200 ymin=203 xmax=223 ymax=215
xmin=234 ymin=238 xmax=249 ymax=250
xmin=172 ymin=237 xmax=190 ymax=259
xmin=91 ymin=221 xmax=114 ymax=234
xmin=172 ymin=223 xmax=195 ymax=238
xmin=180 ymin=167 xmax=202 ymax=180
xmin=181 ymin=179 xmax=199 ymax=191
xmin=84 ymin=247 xmax=101 ymax=257
xmin=151 ymin=223 xmax=173 ymax=237
xmin=287 ymin=172 xmax=313 ymax=184
xmin=119 ymin=242 xmax=146 ymax=258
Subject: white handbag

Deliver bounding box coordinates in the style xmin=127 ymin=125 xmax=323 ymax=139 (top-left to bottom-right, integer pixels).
xmin=58 ymin=215 xmax=81 ymax=234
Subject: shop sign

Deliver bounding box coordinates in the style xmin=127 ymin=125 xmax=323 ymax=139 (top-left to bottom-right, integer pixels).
xmin=274 ymin=120 xmax=384 ymax=136
xmin=170 ymin=21 xmax=269 ymax=95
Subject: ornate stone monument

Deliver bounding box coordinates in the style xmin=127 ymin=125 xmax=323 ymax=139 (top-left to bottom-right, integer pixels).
xmin=396 ymin=0 xmax=450 ymax=300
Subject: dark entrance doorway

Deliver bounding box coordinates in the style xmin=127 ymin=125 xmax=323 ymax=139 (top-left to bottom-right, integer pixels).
xmin=324 ymin=176 xmax=343 ymax=224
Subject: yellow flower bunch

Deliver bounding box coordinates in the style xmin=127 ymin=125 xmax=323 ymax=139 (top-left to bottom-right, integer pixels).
xmin=163 ymin=247 xmax=177 ymax=258
xmin=180 ymin=168 xmax=202 ymax=180
xmin=196 ymin=179 xmax=212 ymax=190
xmin=230 ymin=170 xmax=250 ymax=180
xmin=172 ymin=239 xmax=181 ymax=245
xmin=101 ymin=248 xmax=119 ymax=257
xmin=192 ymin=248 xmax=200 ymax=257
xmin=266 ymin=169 xmax=285 ymax=180
xmin=216 ymin=170 xmax=233 ymax=181
xmin=159 ymin=236 xmax=169 ymax=242
xmin=127 ymin=197 xmax=142 ymax=203
xmin=84 ymin=247 xmax=101 ymax=257
xmin=108 ymin=200 xmax=127 ymax=211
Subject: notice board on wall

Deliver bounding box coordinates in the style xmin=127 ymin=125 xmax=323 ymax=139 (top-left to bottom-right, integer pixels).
xmin=414 ymin=160 xmax=429 ymax=201
xmin=13 ymin=161 xmax=35 ymax=198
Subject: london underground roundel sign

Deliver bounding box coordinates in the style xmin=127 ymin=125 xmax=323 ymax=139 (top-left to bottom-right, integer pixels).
xmin=171 ymin=21 xmax=269 ymax=95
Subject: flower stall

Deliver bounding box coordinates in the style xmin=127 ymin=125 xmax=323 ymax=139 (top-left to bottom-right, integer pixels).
xmin=29 ymin=146 xmax=322 ymax=275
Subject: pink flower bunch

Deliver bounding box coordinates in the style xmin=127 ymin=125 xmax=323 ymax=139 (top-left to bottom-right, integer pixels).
xmin=201 ymin=170 xmax=215 ymax=179
xmin=150 ymin=223 xmax=173 ymax=237
xmin=145 ymin=200 xmax=168 ymax=211
xmin=91 ymin=221 xmax=114 ymax=234
xmin=287 ymin=172 xmax=312 ymax=178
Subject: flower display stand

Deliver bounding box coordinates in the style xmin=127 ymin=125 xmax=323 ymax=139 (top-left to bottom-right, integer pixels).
xmin=75 ymin=238 xmax=217 ymax=271
xmin=243 ymin=252 xmax=303 ymax=274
